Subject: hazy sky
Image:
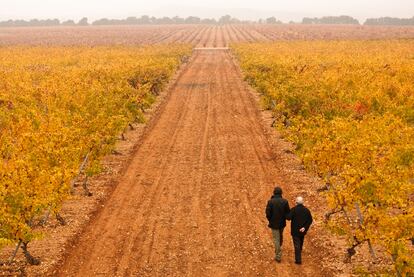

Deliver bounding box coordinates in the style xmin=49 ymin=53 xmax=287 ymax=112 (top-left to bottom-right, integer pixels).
xmin=1 ymin=0 xmax=413 ymax=21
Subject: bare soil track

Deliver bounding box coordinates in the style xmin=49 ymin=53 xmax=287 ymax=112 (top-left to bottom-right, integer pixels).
xmin=58 ymin=50 xmax=328 ymax=277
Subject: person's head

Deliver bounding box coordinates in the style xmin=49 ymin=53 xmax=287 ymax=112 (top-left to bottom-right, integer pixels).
xmin=296 ymin=196 xmax=304 ymax=205
xmin=273 ymin=186 xmax=283 ymax=195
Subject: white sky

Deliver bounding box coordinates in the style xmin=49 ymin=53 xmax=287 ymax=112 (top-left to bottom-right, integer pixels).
xmin=0 ymin=0 xmax=413 ymax=22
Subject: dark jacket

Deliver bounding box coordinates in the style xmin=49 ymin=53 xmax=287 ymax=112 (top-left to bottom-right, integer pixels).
xmin=266 ymin=194 xmax=290 ymax=229
xmin=287 ymin=204 xmax=313 ymax=237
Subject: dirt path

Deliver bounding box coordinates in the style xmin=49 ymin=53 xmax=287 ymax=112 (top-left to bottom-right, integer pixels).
xmin=58 ymin=50 xmax=327 ymax=277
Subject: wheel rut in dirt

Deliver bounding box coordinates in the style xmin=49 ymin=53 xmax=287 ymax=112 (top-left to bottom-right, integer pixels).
xmin=58 ymin=50 xmax=325 ymax=277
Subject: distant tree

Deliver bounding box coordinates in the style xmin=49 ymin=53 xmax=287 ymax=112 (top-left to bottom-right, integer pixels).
xmin=29 ymin=19 xmax=40 ymax=26
xmin=10 ymin=20 xmax=24 ymax=26
xmin=45 ymin=19 xmax=60 ymax=26
xmin=1 ymin=20 xmax=9 ymax=26
xmin=265 ymin=17 xmax=282 ymax=24
xmin=172 ymin=16 xmax=185 ymax=24
xmin=92 ymin=18 xmax=111 ymax=26
xmin=200 ymin=18 xmax=216 ymax=24
xmin=302 ymin=15 xmax=359 ymax=25
xmin=125 ymin=17 xmax=138 ymax=25
xmin=230 ymin=17 xmax=241 ymax=24
xmin=219 ymin=15 xmax=232 ymax=24
xmin=78 ymin=17 xmax=89 ymax=26
xmin=364 ymin=16 xmax=414 ymax=26
xmin=138 ymin=15 xmax=151 ymax=24
xmin=159 ymin=17 xmax=174 ymax=24
xmin=62 ymin=20 xmax=76 ymax=26
xmin=185 ymin=16 xmax=201 ymax=24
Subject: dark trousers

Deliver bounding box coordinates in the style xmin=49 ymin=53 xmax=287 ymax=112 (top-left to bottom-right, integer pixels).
xmin=292 ymin=236 xmax=304 ymax=263
xmin=271 ymin=228 xmax=284 ymax=261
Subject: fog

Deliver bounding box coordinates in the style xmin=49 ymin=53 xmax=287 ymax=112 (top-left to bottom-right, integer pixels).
xmin=0 ymin=0 xmax=413 ymax=21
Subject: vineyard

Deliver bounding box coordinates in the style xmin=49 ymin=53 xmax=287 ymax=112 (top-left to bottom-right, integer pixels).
xmin=0 ymin=45 xmax=191 ymax=266
xmin=0 ymin=24 xmax=414 ymax=277
xmin=233 ymin=40 xmax=414 ymax=275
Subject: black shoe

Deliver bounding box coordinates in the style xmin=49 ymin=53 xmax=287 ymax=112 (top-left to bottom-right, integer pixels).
xmin=295 ymin=261 xmax=302 ymax=265
xmin=275 ymin=259 xmax=281 ymax=263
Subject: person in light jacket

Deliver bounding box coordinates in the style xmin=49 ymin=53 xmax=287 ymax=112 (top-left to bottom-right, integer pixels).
xmin=286 ymin=196 xmax=313 ymax=265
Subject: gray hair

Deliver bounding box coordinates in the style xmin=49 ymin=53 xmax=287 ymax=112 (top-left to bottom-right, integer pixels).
xmin=296 ymin=196 xmax=304 ymax=205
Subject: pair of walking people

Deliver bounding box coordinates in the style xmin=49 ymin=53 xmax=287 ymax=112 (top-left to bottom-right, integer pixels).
xmin=266 ymin=186 xmax=313 ymax=264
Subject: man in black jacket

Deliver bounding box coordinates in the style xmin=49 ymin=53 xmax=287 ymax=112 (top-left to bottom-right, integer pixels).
xmin=287 ymin=196 xmax=313 ymax=264
xmin=265 ymin=186 xmax=290 ymax=262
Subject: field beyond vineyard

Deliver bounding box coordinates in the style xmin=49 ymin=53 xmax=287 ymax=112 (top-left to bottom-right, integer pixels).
xmin=1 ymin=24 xmax=414 ymax=46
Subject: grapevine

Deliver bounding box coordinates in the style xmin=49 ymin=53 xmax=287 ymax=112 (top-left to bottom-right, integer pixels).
xmin=0 ymin=45 xmax=191 ymax=264
xmin=233 ymin=40 xmax=414 ymax=275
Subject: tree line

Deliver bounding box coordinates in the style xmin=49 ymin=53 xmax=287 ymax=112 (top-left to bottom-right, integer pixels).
xmin=0 ymin=15 xmax=253 ymax=27
xmin=364 ymin=16 xmax=414 ymax=26
xmin=0 ymin=15 xmax=413 ymax=27
xmin=0 ymin=15 xmax=283 ymax=27
xmin=302 ymin=16 xmax=359 ymax=25
xmin=303 ymin=15 xmax=414 ymax=26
